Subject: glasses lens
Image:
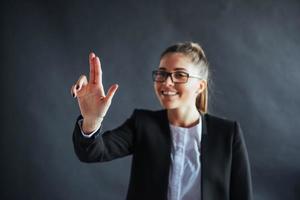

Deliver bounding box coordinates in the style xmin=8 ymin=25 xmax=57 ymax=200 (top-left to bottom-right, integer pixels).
xmin=152 ymin=70 xmax=189 ymax=83
xmin=152 ymin=70 xmax=165 ymax=82
xmin=172 ymin=71 xmax=188 ymax=83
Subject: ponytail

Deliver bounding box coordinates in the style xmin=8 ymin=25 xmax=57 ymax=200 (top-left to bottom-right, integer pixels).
xmin=196 ymin=85 xmax=208 ymax=114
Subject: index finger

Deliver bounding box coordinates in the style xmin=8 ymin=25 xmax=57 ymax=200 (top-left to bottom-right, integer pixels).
xmin=93 ymin=56 xmax=102 ymax=85
xmin=89 ymin=52 xmax=95 ymax=83
xmin=88 ymin=53 xmax=102 ymax=85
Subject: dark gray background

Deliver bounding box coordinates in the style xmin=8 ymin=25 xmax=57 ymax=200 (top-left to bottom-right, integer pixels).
xmin=1 ymin=0 xmax=299 ymax=199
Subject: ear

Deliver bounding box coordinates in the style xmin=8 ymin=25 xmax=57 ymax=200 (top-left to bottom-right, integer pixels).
xmin=197 ymin=80 xmax=207 ymax=94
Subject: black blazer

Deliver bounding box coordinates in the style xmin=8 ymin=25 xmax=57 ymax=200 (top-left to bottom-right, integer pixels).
xmin=73 ymin=109 xmax=253 ymax=200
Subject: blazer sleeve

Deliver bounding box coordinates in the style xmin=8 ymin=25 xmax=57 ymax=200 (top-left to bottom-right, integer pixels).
xmin=72 ymin=110 xmax=137 ymax=163
xmin=230 ymin=122 xmax=253 ymax=200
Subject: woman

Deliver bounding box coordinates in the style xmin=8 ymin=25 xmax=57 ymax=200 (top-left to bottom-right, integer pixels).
xmin=71 ymin=42 xmax=253 ymax=200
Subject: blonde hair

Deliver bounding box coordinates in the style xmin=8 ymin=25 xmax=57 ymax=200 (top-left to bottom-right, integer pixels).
xmin=160 ymin=42 xmax=210 ymax=114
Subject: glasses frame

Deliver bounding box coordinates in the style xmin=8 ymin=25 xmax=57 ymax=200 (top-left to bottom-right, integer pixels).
xmin=152 ymin=70 xmax=202 ymax=84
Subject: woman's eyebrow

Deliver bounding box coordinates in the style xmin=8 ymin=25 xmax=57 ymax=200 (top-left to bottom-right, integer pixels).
xmin=158 ymin=67 xmax=187 ymax=71
xmin=174 ymin=68 xmax=187 ymax=71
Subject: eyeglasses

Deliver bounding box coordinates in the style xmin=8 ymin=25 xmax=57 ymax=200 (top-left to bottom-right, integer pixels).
xmin=152 ymin=70 xmax=202 ymax=84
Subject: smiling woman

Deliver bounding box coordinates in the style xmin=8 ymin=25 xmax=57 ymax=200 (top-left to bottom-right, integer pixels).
xmin=71 ymin=42 xmax=253 ymax=200
xmin=153 ymin=48 xmax=208 ymax=128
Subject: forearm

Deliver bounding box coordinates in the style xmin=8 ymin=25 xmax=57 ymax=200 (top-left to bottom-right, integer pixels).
xmin=72 ymin=111 xmax=136 ymax=163
xmin=72 ymin=116 xmax=105 ymax=163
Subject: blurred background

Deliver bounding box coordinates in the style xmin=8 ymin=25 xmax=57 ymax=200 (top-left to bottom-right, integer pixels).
xmin=1 ymin=0 xmax=299 ymax=199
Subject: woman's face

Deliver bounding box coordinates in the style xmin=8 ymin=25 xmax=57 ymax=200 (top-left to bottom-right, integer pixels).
xmin=154 ymin=53 xmax=205 ymax=111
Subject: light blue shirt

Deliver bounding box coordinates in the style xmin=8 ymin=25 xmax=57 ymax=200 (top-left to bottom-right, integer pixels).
xmin=168 ymin=117 xmax=202 ymax=200
xmin=79 ymin=116 xmax=202 ymax=199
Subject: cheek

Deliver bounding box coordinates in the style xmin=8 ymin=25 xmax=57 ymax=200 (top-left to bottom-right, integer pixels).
xmin=181 ymin=84 xmax=199 ymax=97
xmin=153 ymin=83 xmax=160 ymax=94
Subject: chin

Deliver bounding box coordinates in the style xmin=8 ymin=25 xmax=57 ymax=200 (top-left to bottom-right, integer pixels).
xmin=159 ymin=100 xmax=179 ymax=110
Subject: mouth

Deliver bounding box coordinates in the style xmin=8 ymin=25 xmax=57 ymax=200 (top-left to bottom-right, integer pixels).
xmin=161 ymin=90 xmax=179 ymax=97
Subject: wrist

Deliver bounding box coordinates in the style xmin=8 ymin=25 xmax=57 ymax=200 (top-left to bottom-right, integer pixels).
xmin=82 ymin=117 xmax=103 ymax=134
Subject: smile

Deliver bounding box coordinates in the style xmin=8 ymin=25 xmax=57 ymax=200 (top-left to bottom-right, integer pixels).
xmin=161 ymin=91 xmax=179 ymax=96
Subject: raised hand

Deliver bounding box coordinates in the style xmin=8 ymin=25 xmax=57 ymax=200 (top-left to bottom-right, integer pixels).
xmin=71 ymin=52 xmax=118 ymax=133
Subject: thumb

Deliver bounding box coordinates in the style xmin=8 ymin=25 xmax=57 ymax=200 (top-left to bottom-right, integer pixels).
xmin=106 ymin=84 xmax=119 ymax=101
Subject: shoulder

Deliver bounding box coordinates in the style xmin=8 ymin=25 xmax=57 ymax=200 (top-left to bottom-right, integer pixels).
xmin=204 ymin=113 xmax=242 ymax=136
xmin=205 ymin=113 xmax=237 ymax=126
xmin=129 ymin=109 xmax=167 ymax=127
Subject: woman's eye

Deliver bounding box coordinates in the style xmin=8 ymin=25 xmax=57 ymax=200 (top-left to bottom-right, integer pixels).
xmin=159 ymin=71 xmax=168 ymax=77
xmin=174 ymin=72 xmax=187 ymax=79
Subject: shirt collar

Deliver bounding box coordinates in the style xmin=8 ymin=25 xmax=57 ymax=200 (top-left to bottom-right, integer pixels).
xmin=169 ymin=114 xmax=202 ymax=143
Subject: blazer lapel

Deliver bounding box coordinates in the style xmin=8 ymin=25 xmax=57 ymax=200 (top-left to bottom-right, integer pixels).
xmin=200 ymin=112 xmax=209 ymax=200
xmin=158 ymin=110 xmax=172 ymax=199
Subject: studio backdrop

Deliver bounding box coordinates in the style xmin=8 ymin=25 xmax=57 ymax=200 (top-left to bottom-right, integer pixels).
xmin=1 ymin=0 xmax=299 ymax=199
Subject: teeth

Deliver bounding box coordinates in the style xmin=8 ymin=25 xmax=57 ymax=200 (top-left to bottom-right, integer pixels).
xmin=162 ymin=91 xmax=177 ymax=96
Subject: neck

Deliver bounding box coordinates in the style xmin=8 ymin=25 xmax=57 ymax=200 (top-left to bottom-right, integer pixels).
xmin=167 ymin=106 xmax=200 ymax=128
